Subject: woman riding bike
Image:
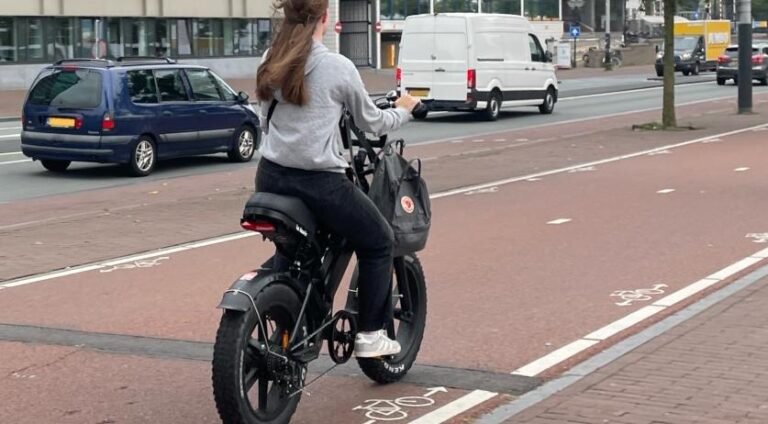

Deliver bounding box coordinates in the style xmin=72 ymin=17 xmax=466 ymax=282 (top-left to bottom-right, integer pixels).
xmin=255 ymin=0 xmax=420 ymax=358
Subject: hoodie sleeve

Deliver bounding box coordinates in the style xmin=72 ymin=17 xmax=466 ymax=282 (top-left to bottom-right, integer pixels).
xmin=341 ymin=61 xmax=410 ymax=137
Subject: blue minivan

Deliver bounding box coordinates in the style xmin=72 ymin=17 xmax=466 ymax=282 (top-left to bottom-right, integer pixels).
xmin=21 ymin=57 xmax=259 ymax=176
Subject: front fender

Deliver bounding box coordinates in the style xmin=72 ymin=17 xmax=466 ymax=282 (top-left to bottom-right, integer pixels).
xmin=217 ymin=270 xmax=296 ymax=312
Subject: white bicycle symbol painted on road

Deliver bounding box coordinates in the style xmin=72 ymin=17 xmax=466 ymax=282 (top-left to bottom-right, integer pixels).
xmin=99 ymin=256 xmax=169 ymax=273
xmin=352 ymin=387 xmax=447 ymax=422
xmin=610 ymin=283 xmax=668 ymax=306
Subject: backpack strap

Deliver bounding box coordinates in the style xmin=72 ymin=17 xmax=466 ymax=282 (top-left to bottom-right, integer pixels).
xmin=266 ymin=99 xmax=278 ymax=128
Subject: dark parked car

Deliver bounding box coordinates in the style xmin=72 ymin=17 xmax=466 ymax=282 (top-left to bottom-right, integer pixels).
xmin=716 ymin=44 xmax=768 ymax=86
xmin=21 ymin=57 xmax=259 ymax=176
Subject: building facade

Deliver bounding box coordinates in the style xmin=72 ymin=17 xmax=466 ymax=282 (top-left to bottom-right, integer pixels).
xmin=0 ymin=0 xmax=275 ymax=89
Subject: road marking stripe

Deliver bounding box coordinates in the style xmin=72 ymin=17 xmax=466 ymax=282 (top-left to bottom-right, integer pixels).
xmin=558 ymin=81 xmax=714 ymax=102
xmin=657 ymin=189 xmax=676 ymax=194
xmin=0 ymin=134 xmax=19 ymax=139
xmin=0 ymin=159 xmax=30 ymax=165
xmin=546 ymin=218 xmax=571 ymax=225
xmin=431 ymin=122 xmax=768 ymax=199
xmin=0 ymin=232 xmax=255 ymax=289
xmin=0 ymin=151 xmax=23 ymax=156
xmin=512 ymin=339 xmax=599 ymax=377
xmin=511 ymin=246 xmax=768 ymax=377
xmin=408 ymin=390 xmax=498 ymax=424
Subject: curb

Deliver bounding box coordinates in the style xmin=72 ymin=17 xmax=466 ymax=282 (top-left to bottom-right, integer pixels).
xmin=0 ymin=116 xmax=20 ymax=123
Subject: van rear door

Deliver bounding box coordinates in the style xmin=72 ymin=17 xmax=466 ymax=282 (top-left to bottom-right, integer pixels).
xmin=400 ymin=17 xmax=436 ymax=99
xmin=430 ymin=16 xmax=469 ymax=102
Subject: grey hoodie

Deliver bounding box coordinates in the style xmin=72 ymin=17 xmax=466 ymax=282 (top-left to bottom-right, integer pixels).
xmin=258 ymin=41 xmax=410 ymax=172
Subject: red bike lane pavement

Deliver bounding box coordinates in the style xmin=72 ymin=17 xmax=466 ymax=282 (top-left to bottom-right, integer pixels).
xmin=3 ymin=126 xmax=768 ymax=423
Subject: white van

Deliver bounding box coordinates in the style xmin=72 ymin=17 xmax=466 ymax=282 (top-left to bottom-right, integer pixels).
xmin=397 ymin=13 xmax=559 ymax=120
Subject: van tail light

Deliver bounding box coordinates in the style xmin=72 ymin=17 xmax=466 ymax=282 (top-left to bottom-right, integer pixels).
xmin=467 ymin=69 xmax=476 ymax=90
xmin=101 ymin=113 xmax=115 ymax=131
xmin=753 ymin=55 xmax=764 ymax=65
xmin=718 ymin=55 xmax=731 ymax=65
xmin=396 ymin=67 xmax=402 ymax=88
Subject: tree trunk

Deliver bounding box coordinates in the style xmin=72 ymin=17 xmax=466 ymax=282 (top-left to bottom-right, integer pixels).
xmin=662 ymin=0 xmax=677 ymax=128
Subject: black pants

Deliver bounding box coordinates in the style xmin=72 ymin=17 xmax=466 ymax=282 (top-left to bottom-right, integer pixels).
xmin=255 ymin=158 xmax=394 ymax=332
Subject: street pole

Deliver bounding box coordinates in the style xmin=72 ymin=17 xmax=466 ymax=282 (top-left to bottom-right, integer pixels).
xmin=737 ymin=0 xmax=752 ymax=113
xmin=605 ymin=0 xmax=611 ymax=65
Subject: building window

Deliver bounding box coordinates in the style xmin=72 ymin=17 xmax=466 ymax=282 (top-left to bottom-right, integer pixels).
xmin=123 ymin=19 xmax=156 ymax=57
xmin=482 ymin=0 xmax=522 ymax=14
xmin=0 ymin=18 xmax=15 ymax=63
xmin=16 ymin=18 xmax=45 ymax=62
xmin=52 ymin=18 xmax=75 ymax=62
xmin=255 ymin=19 xmax=272 ymax=55
xmin=232 ymin=19 xmax=253 ymax=56
xmin=525 ymin=0 xmax=559 ymax=20
xmin=434 ymin=0 xmax=478 ymax=13
xmin=194 ymin=19 xmax=224 ymax=57
xmin=78 ymin=18 xmax=104 ymax=59
xmin=171 ymin=19 xmax=194 ymax=56
xmin=155 ymin=20 xmax=170 ymax=58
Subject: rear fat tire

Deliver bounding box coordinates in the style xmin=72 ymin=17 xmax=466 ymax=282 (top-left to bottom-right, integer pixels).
xmin=482 ymin=91 xmax=502 ymax=121
xmin=539 ymin=87 xmax=556 ymax=115
xmin=127 ymin=136 xmax=156 ymax=177
xmin=228 ymin=126 xmax=257 ymax=163
xmin=41 ymin=159 xmax=71 ymax=172
xmin=212 ymin=284 xmax=304 ymax=424
xmin=357 ymin=254 xmax=427 ymax=384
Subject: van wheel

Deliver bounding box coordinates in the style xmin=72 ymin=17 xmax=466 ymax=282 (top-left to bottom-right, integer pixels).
xmin=692 ymin=62 xmax=700 ymax=75
xmin=41 ymin=159 xmax=71 ymax=173
xmin=483 ymin=91 xmax=502 ymax=121
xmin=761 ymin=78 xmax=768 ymax=86
xmin=539 ymin=87 xmax=556 ymax=115
xmin=127 ymin=136 xmax=156 ymax=177
xmin=656 ymin=69 xmax=663 ymax=77
xmin=717 ymin=77 xmax=726 ymax=85
xmin=682 ymin=69 xmax=690 ymax=76
xmin=228 ymin=126 xmax=257 ymax=162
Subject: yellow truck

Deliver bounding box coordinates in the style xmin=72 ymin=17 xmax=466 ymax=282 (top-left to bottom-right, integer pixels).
xmin=654 ymin=20 xmax=731 ymax=77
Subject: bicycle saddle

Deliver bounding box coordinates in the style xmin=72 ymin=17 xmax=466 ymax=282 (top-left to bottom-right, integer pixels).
xmin=243 ymin=192 xmax=318 ymax=237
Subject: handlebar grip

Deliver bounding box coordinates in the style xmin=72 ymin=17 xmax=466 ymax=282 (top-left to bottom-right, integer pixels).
xmin=412 ymin=103 xmax=429 ymax=120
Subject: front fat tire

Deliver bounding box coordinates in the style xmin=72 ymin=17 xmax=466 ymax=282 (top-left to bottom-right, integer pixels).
xmin=212 ymin=285 xmax=303 ymax=424
xmin=357 ymin=254 xmax=427 ymax=384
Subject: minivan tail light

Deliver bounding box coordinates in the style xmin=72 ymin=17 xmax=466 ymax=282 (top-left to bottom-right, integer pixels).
xmin=75 ymin=117 xmax=83 ymax=130
xmin=753 ymin=55 xmax=764 ymax=65
xmin=467 ymin=69 xmax=476 ymax=90
xmin=102 ymin=113 xmax=115 ymax=131
xmin=718 ymin=55 xmax=731 ymax=64
xmin=396 ymin=67 xmax=402 ymax=88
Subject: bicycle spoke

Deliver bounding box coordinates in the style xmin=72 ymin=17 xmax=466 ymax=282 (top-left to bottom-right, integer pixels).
xmin=258 ymin=379 xmax=269 ymax=411
xmin=245 ymin=367 xmax=259 ymax=391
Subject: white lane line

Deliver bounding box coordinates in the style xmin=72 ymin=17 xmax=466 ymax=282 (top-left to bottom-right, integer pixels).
xmin=547 ymin=218 xmax=571 ymax=225
xmin=657 ymin=189 xmax=676 ymax=194
xmin=558 ymin=81 xmax=714 ymax=102
xmin=408 ymin=390 xmax=498 ymax=424
xmin=511 ymin=246 xmax=768 ymax=377
xmin=431 ymin=122 xmax=768 ymax=199
xmin=0 ymin=159 xmax=31 ymax=165
xmin=0 ymin=232 xmax=256 ymax=289
xmin=734 ymin=167 xmax=751 ymax=172
xmin=0 ymin=134 xmax=20 ymax=139
xmin=0 ymin=151 xmax=23 ymax=156
xmin=512 ymin=339 xmax=599 ymax=377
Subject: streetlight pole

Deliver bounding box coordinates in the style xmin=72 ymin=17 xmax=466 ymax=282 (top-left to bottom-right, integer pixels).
xmin=737 ymin=0 xmax=752 ymax=113
xmin=605 ymin=0 xmax=611 ymax=65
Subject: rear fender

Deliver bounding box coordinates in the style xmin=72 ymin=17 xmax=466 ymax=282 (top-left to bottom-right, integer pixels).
xmin=217 ymin=269 xmax=303 ymax=312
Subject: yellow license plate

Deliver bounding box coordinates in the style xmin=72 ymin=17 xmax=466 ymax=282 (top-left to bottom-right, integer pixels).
xmin=48 ymin=117 xmax=76 ymax=128
xmin=408 ymin=89 xmax=429 ymax=98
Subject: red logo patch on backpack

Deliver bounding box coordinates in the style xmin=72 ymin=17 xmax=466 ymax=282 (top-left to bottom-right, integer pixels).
xmin=401 ymin=196 xmax=415 ymax=214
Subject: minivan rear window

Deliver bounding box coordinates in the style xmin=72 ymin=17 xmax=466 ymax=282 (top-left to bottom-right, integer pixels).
xmin=28 ymin=69 xmax=103 ymax=109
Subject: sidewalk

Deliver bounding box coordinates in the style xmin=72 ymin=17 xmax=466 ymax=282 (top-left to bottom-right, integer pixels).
xmin=482 ymin=266 xmax=768 ymax=424
xmin=0 ymin=65 xmax=653 ymax=120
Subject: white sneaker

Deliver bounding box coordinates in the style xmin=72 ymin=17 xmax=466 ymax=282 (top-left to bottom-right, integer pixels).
xmin=354 ymin=330 xmax=401 ymax=358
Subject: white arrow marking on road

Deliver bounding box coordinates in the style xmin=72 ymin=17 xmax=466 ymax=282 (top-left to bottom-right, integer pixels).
xmin=746 ymin=233 xmax=768 ymax=243
xmin=734 ymin=167 xmax=751 ymax=172
xmin=423 ymin=387 xmax=449 ymax=398
xmin=547 ymin=218 xmax=572 ymax=225
xmin=657 ymin=189 xmax=676 ymax=194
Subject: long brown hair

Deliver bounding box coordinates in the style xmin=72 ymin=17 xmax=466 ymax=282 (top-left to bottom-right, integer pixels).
xmin=257 ymin=0 xmax=328 ymax=105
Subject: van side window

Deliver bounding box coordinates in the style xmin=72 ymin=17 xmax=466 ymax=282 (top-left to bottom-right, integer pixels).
xmin=154 ymin=69 xmax=190 ymax=102
xmin=126 ymin=70 xmax=158 ymax=104
xmin=185 ymin=69 xmax=224 ymax=101
xmin=528 ymin=34 xmax=545 ymax=62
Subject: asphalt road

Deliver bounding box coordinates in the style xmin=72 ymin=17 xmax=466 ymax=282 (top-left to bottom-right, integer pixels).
xmin=0 ymin=75 xmax=762 ymax=203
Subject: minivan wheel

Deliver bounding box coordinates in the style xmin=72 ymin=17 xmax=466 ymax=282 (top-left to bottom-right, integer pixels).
xmin=482 ymin=91 xmax=502 ymax=121
xmin=41 ymin=159 xmax=71 ymax=173
xmin=539 ymin=87 xmax=556 ymax=115
xmin=128 ymin=136 xmax=156 ymax=177
xmin=227 ymin=126 xmax=256 ymax=163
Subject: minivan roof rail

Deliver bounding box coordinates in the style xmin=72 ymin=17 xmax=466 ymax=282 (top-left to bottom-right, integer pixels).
xmin=54 ymin=58 xmax=114 ymax=67
xmin=116 ymin=56 xmax=177 ymax=64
